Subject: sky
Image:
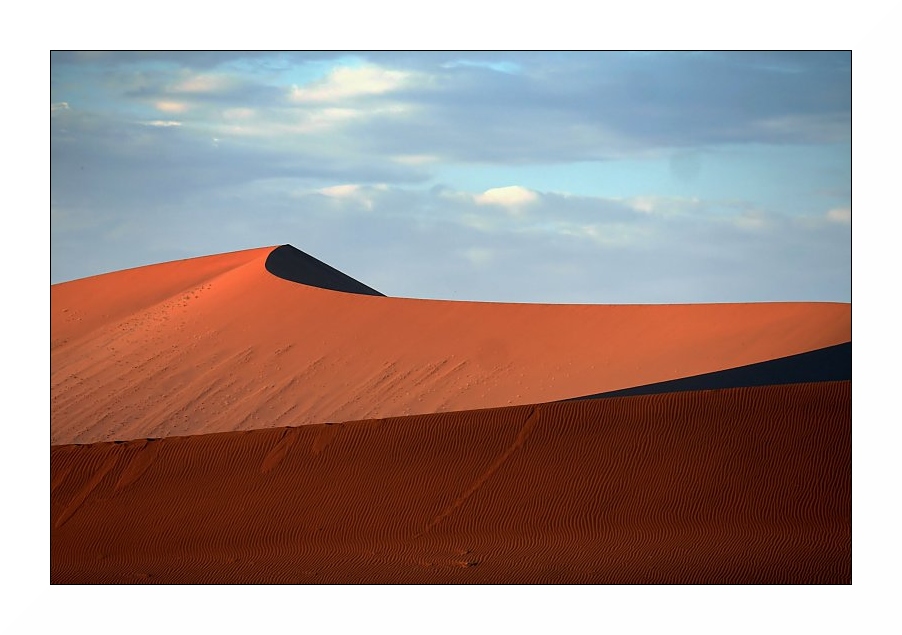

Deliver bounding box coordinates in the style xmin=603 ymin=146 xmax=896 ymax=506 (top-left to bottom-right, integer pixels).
xmin=50 ymin=51 xmax=851 ymax=303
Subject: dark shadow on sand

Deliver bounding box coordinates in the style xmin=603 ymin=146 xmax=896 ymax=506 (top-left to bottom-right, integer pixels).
xmin=264 ymin=245 xmax=385 ymax=296
xmin=567 ymin=342 xmax=851 ymax=400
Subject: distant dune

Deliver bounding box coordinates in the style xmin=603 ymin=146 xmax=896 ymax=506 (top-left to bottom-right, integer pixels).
xmin=50 ymin=245 xmax=851 ymax=583
xmin=51 ymin=245 xmax=850 ymax=445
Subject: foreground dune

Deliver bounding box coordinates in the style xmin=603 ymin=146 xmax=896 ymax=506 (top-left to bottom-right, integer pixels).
xmin=51 ymin=245 xmax=851 ymax=444
xmin=51 ymin=382 xmax=851 ymax=584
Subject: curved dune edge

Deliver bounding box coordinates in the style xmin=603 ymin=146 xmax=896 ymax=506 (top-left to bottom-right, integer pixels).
xmin=51 ymin=381 xmax=851 ymax=584
xmin=51 ymin=246 xmax=852 ymax=445
xmin=570 ymin=342 xmax=851 ymax=400
xmin=264 ymin=244 xmax=385 ymax=296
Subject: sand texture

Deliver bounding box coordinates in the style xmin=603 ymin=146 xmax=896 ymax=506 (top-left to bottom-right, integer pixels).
xmin=51 ymin=382 xmax=851 ymax=584
xmin=50 ymin=245 xmax=852 ymax=584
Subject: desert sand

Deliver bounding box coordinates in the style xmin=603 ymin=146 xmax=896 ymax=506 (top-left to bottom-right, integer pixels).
xmin=50 ymin=245 xmax=851 ymax=583
xmin=51 ymin=245 xmax=850 ymax=445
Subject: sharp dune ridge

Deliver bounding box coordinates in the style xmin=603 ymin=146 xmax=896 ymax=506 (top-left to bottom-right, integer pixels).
xmin=50 ymin=245 xmax=852 ymax=584
xmin=51 ymin=245 xmax=850 ymax=445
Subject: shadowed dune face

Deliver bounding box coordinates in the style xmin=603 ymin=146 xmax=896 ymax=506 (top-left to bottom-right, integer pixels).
xmin=574 ymin=342 xmax=851 ymax=399
xmin=51 ymin=382 xmax=851 ymax=584
xmin=264 ymin=244 xmax=385 ymax=296
xmin=51 ymin=246 xmax=851 ymax=444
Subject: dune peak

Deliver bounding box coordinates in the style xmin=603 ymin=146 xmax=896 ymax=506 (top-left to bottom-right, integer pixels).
xmin=264 ymin=244 xmax=385 ymax=296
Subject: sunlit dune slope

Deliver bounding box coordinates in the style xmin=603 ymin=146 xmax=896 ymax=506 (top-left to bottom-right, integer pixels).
xmin=51 ymin=245 xmax=851 ymax=444
xmin=51 ymin=382 xmax=851 ymax=584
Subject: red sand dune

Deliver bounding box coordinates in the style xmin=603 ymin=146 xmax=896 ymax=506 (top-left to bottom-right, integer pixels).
xmin=50 ymin=246 xmax=852 ymax=584
xmin=51 ymin=382 xmax=851 ymax=584
xmin=51 ymin=246 xmax=850 ymax=445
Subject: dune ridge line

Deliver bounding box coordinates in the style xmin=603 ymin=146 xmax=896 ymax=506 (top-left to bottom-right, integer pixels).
xmin=51 ymin=245 xmax=851 ymax=445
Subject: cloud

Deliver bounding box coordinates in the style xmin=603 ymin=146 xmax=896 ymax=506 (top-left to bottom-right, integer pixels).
xmin=318 ymin=184 xmax=362 ymax=198
xmin=475 ymin=186 xmax=538 ymax=209
xmin=51 ymin=52 xmax=853 ymax=186
xmin=442 ymin=60 xmax=522 ymax=74
xmin=170 ymin=73 xmax=235 ymax=95
xmin=316 ymin=183 xmax=390 ymax=211
xmin=290 ymin=65 xmax=417 ymax=103
xmin=52 ymin=174 xmax=850 ymax=303
xmin=142 ymin=120 xmax=182 ymax=127
xmin=626 ymin=196 xmax=701 ymax=217
xmin=50 ymin=52 xmax=850 ymax=303
xmin=155 ymin=100 xmax=189 ymax=113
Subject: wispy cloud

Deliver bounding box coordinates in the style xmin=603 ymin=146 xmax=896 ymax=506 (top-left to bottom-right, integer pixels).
xmin=169 ymin=73 xmax=236 ymax=95
xmin=155 ymin=100 xmax=189 ymax=113
xmin=141 ymin=120 xmax=182 ymax=127
xmin=290 ymin=64 xmax=419 ymax=103
xmin=442 ymin=59 xmax=522 ymax=74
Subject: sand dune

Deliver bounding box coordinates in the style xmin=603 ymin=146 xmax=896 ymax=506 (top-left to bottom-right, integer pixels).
xmin=51 ymin=382 xmax=851 ymax=584
xmin=50 ymin=245 xmax=851 ymax=584
xmin=51 ymin=245 xmax=851 ymax=444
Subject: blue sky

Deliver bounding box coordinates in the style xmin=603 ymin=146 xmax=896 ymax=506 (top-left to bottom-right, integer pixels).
xmin=50 ymin=51 xmax=851 ymax=303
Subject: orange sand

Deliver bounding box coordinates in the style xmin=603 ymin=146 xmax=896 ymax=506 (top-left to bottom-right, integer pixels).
xmin=50 ymin=246 xmax=852 ymax=584
xmin=51 ymin=382 xmax=851 ymax=584
xmin=51 ymin=246 xmax=851 ymax=444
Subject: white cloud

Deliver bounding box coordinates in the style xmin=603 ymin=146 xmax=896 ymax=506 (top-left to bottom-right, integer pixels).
xmin=629 ymin=197 xmax=656 ymax=214
xmin=171 ymin=73 xmax=233 ymax=94
xmin=155 ymin=100 xmax=188 ymax=113
xmin=51 ymin=102 xmax=70 ymax=114
xmin=475 ymin=185 xmax=539 ymax=209
xmin=317 ymin=184 xmax=386 ymax=211
xmin=142 ymin=120 xmax=182 ymax=127
xmin=627 ymin=195 xmax=701 ymax=216
xmin=290 ymin=65 xmax=416 ymax=103
xmin=319 ymin=184 xmax=361 ymax=198
xmin=442 ymin=60 xmax=522 ymax=74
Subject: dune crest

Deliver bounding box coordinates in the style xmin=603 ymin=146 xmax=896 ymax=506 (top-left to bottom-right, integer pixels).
xmin=50 ymin=245 xmax=852 ymax=584
xmin=51 ymin=245 xmax=851 ymax=444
